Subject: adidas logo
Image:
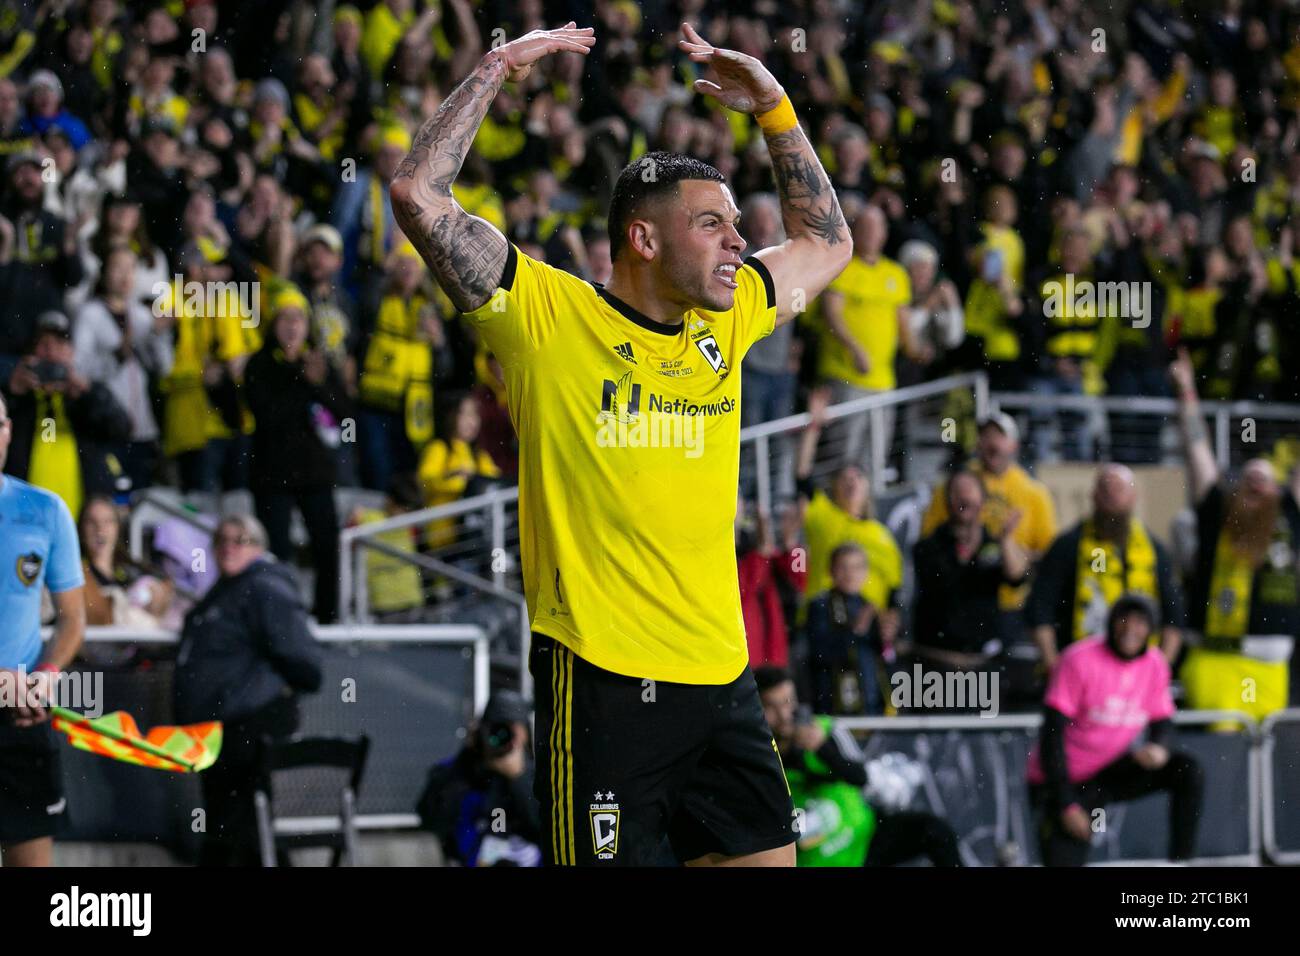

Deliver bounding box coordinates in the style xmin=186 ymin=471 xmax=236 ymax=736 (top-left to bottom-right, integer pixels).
xmin=613 ymin=342 xmax=636 ymax=364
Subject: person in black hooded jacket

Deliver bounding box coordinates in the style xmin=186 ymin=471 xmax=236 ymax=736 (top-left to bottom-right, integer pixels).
xmin=242 ymin=287 xmax=352 ymax=623
xmin=176 ymin=513 xmax=323 ymax=866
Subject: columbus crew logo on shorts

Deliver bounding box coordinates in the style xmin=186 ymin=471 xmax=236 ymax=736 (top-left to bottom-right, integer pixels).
xmin=589 ymin=791 xmax=620 ymax=860
xmin=16 ymin=552 xmax=42 ymax=587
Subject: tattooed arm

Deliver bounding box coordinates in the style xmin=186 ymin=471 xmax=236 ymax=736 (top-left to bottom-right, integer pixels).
xmin=679 ymin=23 xmax=851 ymax=327
xmin=389 ymin=24 xmax=595 ymax=313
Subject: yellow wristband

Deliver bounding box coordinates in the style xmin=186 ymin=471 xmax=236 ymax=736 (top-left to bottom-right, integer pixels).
xmin=756 ymin=95 xmax=798 ymax=135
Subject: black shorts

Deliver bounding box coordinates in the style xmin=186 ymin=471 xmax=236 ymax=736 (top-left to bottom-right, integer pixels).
xmin=0 ymin=720 xmax=67 ymax=844
xmin=530 ymin=634 xmax=794 ymax=866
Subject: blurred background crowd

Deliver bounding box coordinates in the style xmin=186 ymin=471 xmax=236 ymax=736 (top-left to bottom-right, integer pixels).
xmin=4 ymin=0 xmax=1300 ymax=865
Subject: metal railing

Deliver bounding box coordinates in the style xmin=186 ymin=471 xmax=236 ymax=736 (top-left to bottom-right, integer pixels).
xmin=834 ymin=709 xmax=1262 ymax=867
xmin=1260 ymin=708 xmax=1300 ymax=865
xmin=991 ymin=392 xmax=1300 ymax=469
xmin=75 ymin=624 xmax=490 ymax=833
xmin=337 ymin=373 xmax=990 ymax=654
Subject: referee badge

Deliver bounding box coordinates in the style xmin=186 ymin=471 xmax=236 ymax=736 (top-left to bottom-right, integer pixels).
xmin=16 ymin=551 xmax=43 ymax=587
xmin=589 ymin=791 xmax=620 ymax=860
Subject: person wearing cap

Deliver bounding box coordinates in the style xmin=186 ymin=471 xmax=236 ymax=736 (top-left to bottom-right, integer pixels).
xmin=1027 ymin=594 xmax=1203 ymax=866
xmin=910 ymin=468 xmax=1029 ymax=696
xmin=16 ymin=69 xmax=91 ymax=151
xmin=922 ymin=410 xmax=1058 ymax=647
xmin=1027 ymin=464 xmax=1184 ymax=673
xmin=356 ymin=241 xmax=450 ymax=492
xmin=1 ymin=311 xmax=132 ymax=519
xmin=1171 ymin=350 xmax=1300 ymax=722
xmin=293 ymin=223 xmax=358 ymax=396
xmin=416 ymin=690 xmax=541 ymax=866
xmin=0 ymin=151 xmax=85 ymax=382
xmin=242 ymin=286 xmax=351 ymax=623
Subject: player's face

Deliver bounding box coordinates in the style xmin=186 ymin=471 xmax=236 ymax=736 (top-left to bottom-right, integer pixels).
xmin=657 ymin=180 xmax=745 ymax=312
xmin=760 ymin=680 xmax=797 ymax=741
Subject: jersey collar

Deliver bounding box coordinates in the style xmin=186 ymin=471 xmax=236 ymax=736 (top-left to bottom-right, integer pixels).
xmin=590 ymin=283 xmax=685 ymax=337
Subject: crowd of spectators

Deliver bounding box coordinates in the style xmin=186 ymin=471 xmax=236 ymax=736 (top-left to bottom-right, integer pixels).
xmin=2 ymin=0 xmax=1299 ymax=864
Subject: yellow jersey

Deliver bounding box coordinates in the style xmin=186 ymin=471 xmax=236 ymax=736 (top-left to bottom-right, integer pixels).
xmin=802 ymin=490 xmax=902 ymax=610
xmin=463 ymin=245 xmax=777 ymax=683
xmin=818 ymin=255 xmax=910 ymax=391
xmin=922 ymin=461 xmax=1057 ymax=610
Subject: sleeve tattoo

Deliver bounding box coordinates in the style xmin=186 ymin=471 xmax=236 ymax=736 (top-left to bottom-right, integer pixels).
xmin=391 ymin=54 xmax=511 ymax=313
xmin=764 ymin=127 xmax=849 ymax=247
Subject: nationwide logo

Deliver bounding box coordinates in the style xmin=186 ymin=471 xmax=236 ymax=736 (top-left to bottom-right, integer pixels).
xmin=594 ymin=374 xmax=735 ymax=459
xmin=613 ymin=341 xmax=636 ymax=364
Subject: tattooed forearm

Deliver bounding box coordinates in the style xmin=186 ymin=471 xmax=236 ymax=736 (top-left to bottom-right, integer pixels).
xmin=393 ymin=53 xmax=508 ymax=192
xmin=392 ymin=196 xmax=507 ymax=313
xmin=764 ymin=126 xmax=849 ymax=246
xmin=391 ymin=53 xmax=511 ymax=311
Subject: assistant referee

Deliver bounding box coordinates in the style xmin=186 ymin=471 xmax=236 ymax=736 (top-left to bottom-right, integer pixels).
xmin=0 ymin=391 xmax=87 ymax=867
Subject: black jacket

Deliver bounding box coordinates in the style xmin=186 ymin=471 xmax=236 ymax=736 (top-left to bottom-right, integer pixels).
xmin=243 ymin=346 xmax=352 ymax=492
xmin=1 ymin=380 xmax=133 ymax=496
xmin=416 ymin=746 xmax=541 ymax=866
xmin=175 ymin=557 xmax=324 ymax=724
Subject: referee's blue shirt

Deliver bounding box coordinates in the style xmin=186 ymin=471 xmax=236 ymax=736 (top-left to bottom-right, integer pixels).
xmin=0 ymin=475 xmax=84 ymax=670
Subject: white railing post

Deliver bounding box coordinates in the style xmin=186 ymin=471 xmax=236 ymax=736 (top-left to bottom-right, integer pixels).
xmin=754 ymin=432 xmax=772 ymax=517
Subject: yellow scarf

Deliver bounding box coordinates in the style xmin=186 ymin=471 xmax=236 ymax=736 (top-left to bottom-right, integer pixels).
xmin=1073 ymin=518 xmax=1158 ymax=641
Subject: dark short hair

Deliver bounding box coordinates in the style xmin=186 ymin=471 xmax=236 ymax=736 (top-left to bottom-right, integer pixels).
xmin=946 ymin=468 xmax=986 ymax=508
xmin=829 ymin=541 xmax=867 ymax=573
xmin=607 ymin=151 xmax=726 ymax=261
xmin=754 ymin=665 xmax=794 ymax=695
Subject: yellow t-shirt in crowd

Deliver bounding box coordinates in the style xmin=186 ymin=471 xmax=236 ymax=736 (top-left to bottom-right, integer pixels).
xmin=922 ymin=461 xmax=1057 ymax=610
xmin=818 ymin=255 xmax=911 ymax=391
xmin=354 ymin=507 xmax=424 ymax=614
xmin=418 ymin=438 xmax=502 ymax=550
xmin=27 ymin=391 xmax=82 ymax=521
xmin=463 ymin=245 xmax=777 ymax=683
xmin=803 ymin=490 xmax=902 ymax=610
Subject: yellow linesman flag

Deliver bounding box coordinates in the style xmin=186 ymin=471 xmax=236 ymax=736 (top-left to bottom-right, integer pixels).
xmin=51 ymin=707 xmax=222 ymax=773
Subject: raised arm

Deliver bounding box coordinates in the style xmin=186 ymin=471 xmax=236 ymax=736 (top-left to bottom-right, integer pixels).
xmin=678 ymin=23 xmax=851 ymax=326
xmin=1169 ymin=347 xmax=1218 ymax=503
xmin=389 ymin=24 xmax=595 ymax=312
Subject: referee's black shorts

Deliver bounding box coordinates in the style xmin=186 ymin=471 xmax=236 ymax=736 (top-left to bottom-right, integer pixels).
xmin=0 ymin=720 xmax=67 ymax=844
xmin=530 ymin=633 xmax=794 ymax=866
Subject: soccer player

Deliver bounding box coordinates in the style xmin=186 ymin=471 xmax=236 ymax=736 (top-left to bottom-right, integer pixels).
xmin=391 ymin=22 xmax=851 ymax=865
xmin=0 ymin=392 xmax=87 ymax=867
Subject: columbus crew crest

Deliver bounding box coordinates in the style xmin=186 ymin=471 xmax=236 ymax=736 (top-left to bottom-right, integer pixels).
xmin=589 ymin=791 xmax=620 ymax=860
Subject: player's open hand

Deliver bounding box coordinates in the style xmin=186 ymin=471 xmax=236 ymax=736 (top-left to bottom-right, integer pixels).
xmin=491 ymin=22 xmax=596 ymax=83
xmin=678 ymin=23 xmax=785 ymax=115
